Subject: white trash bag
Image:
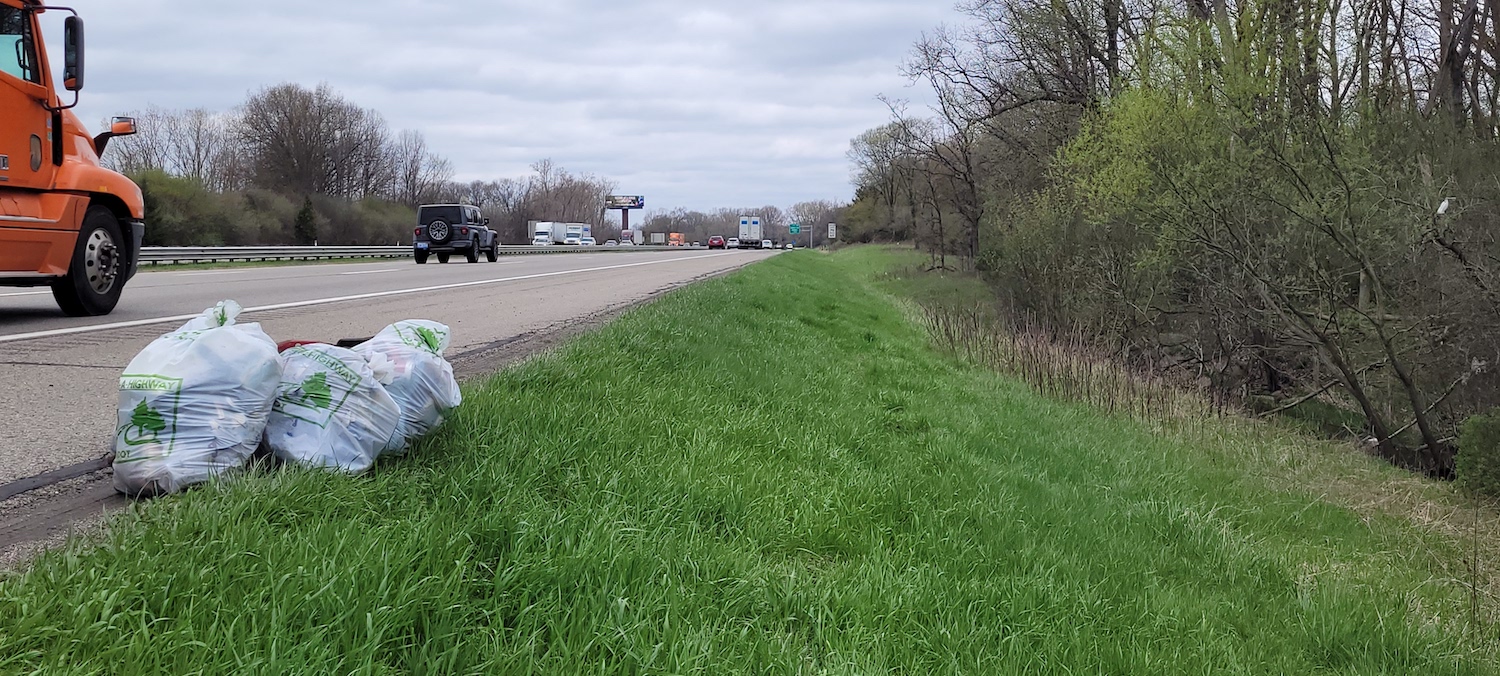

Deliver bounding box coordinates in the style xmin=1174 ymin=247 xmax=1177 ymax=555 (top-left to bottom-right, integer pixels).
xmin=352 ymin=320 xmax=462 ymax=452
xmin=263 ymin=344 xmax=401 ymax=474
xmin=113 ymin=300 xmax=281 ymax=496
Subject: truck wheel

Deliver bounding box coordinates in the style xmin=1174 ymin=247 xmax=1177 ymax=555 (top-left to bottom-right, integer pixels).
xmin=466 ymin=241 xmax=480 ymax=263
xmin=485 ymin=239 xmax=498 ymax=262
xmin=437 ymin=253 xmax=450 ymax=264
xmin=415 ymin=250 xmax=429 ymax=264
xmin=51 ymin=206 xmax=126 ymax=317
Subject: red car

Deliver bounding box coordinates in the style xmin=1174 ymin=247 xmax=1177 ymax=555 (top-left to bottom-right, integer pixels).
xmin=707 ymin=235 xmax=727 ymax=249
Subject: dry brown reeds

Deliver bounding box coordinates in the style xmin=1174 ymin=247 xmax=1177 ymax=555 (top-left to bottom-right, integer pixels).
xmin=921 ymin=306 xmax=1224 ymax=423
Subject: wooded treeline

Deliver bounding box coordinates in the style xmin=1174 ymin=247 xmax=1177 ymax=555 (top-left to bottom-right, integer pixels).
xmin=108 ymin=83 xmax=619 ymax=247
xmin=847 ymin=0 xmax=1500 ymax=478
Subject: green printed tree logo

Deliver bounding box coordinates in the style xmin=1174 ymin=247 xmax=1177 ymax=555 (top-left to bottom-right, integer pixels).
xmin=121 ymin=401 xmax=167 ymax=446
xmin=294 ymin=372 xmax=333 ymax=410
xmin=414 ymin=326 xmax=443 ymax=353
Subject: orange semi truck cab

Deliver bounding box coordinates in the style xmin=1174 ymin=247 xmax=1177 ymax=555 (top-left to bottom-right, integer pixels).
xmin=1 ymin=1 xmax=143 ymax=316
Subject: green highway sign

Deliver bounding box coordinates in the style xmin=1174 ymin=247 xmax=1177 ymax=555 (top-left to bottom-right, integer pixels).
xmin=789 ymin=223 xmax=801 ymax=234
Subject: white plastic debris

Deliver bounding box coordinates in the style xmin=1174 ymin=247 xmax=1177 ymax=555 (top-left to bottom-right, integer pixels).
xmin=263 ymin=343 xmax=401 ymax=474
xmin=113 ymin=300 xmax=280 ymax=496
xmin=352 ymin=320 xmax=462 ymax=452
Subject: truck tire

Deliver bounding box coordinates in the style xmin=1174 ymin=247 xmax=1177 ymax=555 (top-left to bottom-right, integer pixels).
xmin=465 ymin=241 xmax=479 ymax=263
xmin=437 ymin=253 xmax=450 ymax=264
xmin=485 ymin=236 xmax=498 ymax=262
xmin=415 ymin=250 xmax=429 ymax=264
xmin=51 ymin=206 xmax=126 ymax=317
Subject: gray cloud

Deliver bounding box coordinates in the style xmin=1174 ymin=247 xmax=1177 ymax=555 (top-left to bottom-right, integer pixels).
xmin=59 ymin=0 xmax=950 ymax=210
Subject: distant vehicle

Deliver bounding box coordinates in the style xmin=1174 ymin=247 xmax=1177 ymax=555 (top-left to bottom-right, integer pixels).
xmin=1 ymin=5 xmax=146 ymax=316
xmin=604 ymin=239 xmax=618 ymax=246
xmin=532 ymin=221 xmax=567 ymax=245
xmin=619 ymin=239 xmax=634 ymax=246
xmin=668 ymin=232 xmax=686 ymax=246
xmin=581 ymin=237 xmax=596 ymax=246
xmin=650 ymin=232 xmax=667 ymax=245
xmin=761 ymin=239 xmax=774 ymax=249
xmin=692 ymin=241 xmax=700 ymax=247
xmin=727 ymin=237 xmax=740 ymax=248
xmin=564 ymin=222 xmax=590 ymax=245
xmin=707 ymin=236 xmax=726 ymax=249
xmin=737 ymin=216 xmax=762 ymax=249
xmin=784 ymin=242 xmax=795 ymax=249
xmin=415 ymin=204 xmax=498 ymax=264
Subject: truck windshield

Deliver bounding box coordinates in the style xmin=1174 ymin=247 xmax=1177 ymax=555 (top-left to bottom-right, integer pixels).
xmin=0 ymin=7 xmax=41 ymax=84
xmin=418 ymin=206 xmax=462 ymax=225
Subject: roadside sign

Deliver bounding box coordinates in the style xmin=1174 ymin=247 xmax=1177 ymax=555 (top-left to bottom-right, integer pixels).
xmin=789 ymin=223 xmax=801 ymax=234
xmin=828 ymin=223 xmax=837 ymax=239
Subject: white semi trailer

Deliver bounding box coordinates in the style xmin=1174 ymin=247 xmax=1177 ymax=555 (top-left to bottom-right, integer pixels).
xmin=532 ymin=221 xmax=567 ymax=245
xmin=737 ymin=216 xmax=762 ymax=249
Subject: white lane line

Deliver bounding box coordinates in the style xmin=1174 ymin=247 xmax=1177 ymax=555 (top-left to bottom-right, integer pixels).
xmin=0 ymin=252 xmax=739 ymax=344
xmin=0 ymin=290 xmax=48 ymax=298
xmin=339 ymin=268 xmax=401 ymax=276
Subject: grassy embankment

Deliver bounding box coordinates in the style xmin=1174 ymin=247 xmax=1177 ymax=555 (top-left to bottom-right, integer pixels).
xmin=0 ymin=246 xmax=1494 ymax=673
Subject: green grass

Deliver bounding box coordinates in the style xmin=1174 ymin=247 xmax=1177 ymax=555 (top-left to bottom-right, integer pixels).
xmin=0 ymin=247 xmax=1493 ymax=673
xmin=866 ymin=246 xmax=999 ymax=314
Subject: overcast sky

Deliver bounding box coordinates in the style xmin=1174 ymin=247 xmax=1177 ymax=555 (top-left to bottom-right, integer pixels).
xmin=55 ymin=1 xmax=953 ymax=212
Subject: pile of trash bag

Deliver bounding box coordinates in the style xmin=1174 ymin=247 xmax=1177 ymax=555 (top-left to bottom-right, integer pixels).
xmin=113 ymin=301 xmax=280 ymax=497
xmin=263 ymin=343 xmax=401 ymax=474
xmin=352 ymin=320 xmax=463 ymax=453
xmin=112 ymin=302 xmax=463 ymax=496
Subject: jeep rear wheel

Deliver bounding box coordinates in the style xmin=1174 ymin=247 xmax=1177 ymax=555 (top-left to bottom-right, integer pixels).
xmin=414 ymin=250 xmax=429 ymax=264
xmin=466 ymin=241 xmax=480 ymax=263
xmin=52 ymin=206 xmax=126 ymax=317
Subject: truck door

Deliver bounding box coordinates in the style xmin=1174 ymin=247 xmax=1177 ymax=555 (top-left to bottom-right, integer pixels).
xmin=0 ymin=4 xmax=56 ymax=195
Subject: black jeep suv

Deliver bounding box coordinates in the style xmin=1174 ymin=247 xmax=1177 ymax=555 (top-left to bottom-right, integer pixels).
xmin=414 ymin=204 xmax=499 ymax=264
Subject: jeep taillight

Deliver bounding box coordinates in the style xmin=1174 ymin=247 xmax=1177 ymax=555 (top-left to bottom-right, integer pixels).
xmin=460 ymin=227 xmax=469 ymax=236
xmin=414 ymin=227 xmax=421 ymax=235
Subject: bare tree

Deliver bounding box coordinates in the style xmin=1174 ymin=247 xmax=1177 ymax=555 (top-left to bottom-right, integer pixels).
xmin=390 ymin=129 xmax=453 ymax=206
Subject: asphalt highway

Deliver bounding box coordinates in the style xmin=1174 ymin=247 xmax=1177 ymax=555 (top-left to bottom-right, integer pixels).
xmin=0 ymin=249 xmax=774 ymax=484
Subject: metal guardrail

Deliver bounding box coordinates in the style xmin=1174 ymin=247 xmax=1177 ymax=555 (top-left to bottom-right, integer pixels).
xmin=138 ymin=244 xmax=707 ymax=265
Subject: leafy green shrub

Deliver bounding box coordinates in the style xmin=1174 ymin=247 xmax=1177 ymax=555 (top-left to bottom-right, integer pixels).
xmin=132 ymin=172 xmax=417 ymax=246
xmin=1458 ymin=410 xmax=1500 ymax=498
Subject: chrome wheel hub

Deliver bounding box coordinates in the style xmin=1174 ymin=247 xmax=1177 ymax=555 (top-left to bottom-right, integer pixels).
xmin=84 ymin=228 xmax=119 ymax=294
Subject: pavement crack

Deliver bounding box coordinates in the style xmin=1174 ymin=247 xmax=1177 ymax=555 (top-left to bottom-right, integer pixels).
xmin=0 ymin=361 xmax=122 ymax=370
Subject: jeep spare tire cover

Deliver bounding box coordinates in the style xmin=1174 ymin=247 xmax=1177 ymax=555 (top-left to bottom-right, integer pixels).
xmin=428 ymin=220 xmax=451 ymax=243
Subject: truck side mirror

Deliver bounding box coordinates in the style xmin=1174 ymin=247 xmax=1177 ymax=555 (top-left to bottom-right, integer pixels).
xmin=92 ymin=116 xmax=137 ymax=157
xmin=63 ymin=16 xmax=84 ymax=91
xmin=483 ymin=218 xmax=490 ymax=226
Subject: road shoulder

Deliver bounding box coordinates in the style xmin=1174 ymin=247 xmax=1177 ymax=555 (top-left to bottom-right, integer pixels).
xmin=0 ymin=268 xmax=733 ymax=570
